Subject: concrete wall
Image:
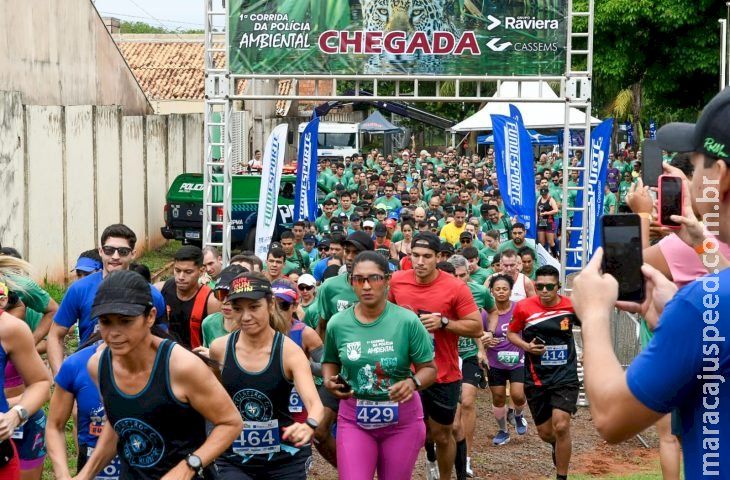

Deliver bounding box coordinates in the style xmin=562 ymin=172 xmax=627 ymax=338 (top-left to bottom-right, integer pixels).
xmin=0 ymin=0 xmax=151 ymax=115
xmin=0 ymin=91 xmax=204 ymax=283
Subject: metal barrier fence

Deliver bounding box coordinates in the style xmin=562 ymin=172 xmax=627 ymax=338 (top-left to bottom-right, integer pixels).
xmin=574 ymin=309 xmax=642 ymax=406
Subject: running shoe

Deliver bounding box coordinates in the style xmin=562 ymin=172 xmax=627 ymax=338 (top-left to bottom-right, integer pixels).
xmin=426 ymin=460 xmax=440 ymax=480
xmin=507 ymin=407 xmax=516 ymax=427
xmin=493 ymin=430 xmax=511 ymax=446
xmin=515 ymin=414 xmax=528 ymax=435
xmin=466 ymin=457 xmax=474 ymax=477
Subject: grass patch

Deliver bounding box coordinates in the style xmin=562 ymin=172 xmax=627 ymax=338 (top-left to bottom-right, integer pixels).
xmin=137 ymin=240 xmax=181 ymax=274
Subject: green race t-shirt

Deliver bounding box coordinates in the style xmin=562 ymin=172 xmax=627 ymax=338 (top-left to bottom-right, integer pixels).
xmin=468 ymin=282 xmax=495 ymax=312
xmin=316 ymin=274 xmax=359 ymax=324
xmin=470 ymin=267 xmax=491 ymax=285
xmin=323 ymin=302 xmax=434 ymax=401
xmin=11 ymin=275 xmax=51 ymax=313
xmin=201 ymin=312 xmax=230 ymax=348
xmin=604 ymin=192 xmax=617 ymax=215
xmin=302 ymin=300 xmax=320 ymax=329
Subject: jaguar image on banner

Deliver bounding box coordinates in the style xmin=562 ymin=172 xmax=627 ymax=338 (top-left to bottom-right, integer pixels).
xmin=229 ymin=0 xmax=568 ymax=76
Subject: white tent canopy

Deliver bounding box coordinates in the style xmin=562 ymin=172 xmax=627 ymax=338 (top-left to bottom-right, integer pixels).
xmin=450 ymin=81 xmax=601 ymax=132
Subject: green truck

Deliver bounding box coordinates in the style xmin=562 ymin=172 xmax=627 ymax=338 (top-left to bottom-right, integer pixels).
xmin=161 ymin=173 xmax=329 ymax=250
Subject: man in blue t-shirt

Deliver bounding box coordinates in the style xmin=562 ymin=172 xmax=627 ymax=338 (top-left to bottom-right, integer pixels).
xmin=572 ymin=86 xmax=730 ymax=479
xmin=47 ymin=224 xmax=166 ymax=375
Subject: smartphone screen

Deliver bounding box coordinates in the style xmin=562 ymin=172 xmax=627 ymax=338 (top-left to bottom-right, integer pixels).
xmin=642 ymin=139 xmax=663 ymax=187
xmin=659 ymin=176 xmax=682 ymax=227
xmin=601 ymin=214 xmax=645 ymax=302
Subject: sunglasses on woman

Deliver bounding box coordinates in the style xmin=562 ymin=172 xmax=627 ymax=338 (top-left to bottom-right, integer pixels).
xmin=298 ymin=284 xmax=314 ymax=292
xmin=350 ymin=274 xmax=387 ymax=287
xmin=277 ymin=300 xmax=293 ymax=310
xmin=214 ymin=289 xmax=229 ymax=302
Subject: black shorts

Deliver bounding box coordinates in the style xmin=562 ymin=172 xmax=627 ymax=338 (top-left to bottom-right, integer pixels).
xmin=216 ymin=447 xmax=311 ymax=480
xmin=318 ymin=384 xmax=339 ymax=413
xmin=421 ymin=380 xmax=461 ymax=426
xmin=525 ymin=383 xmax=579 ymax=426
xmin=460 ymin=356 xmax=484 ymax=388
xmin=487 ymin=367 xmax=525 ymax=387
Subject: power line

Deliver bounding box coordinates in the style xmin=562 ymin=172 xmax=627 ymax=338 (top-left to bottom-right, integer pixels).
xmin=122 ymin=0 xmax=192 ymax=38
xmin=98 ymin=10 xmax=204 ymax=28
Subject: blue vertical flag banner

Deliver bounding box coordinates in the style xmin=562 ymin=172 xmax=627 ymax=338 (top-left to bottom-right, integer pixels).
xmin=491 ymin=111 xmax=536 ymax=238
xmin=255 ymin=123 xmax=289 ymax=260
xmin=626 ymin=120 xmax=633 ymax=146
xmin=509 ymin=104 xmax=524 ymax=123
xmin=294 ymin=113 xmax=320 ymax=222
xmin=566 ymin=118 xmax=614 ymax=269
xmin=649 ymin=119 xmax=657 ymax=139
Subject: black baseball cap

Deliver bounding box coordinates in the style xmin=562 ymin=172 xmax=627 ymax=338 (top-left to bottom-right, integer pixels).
xmin=439 ymin=242 xmax=455 ymax=254
xmin=460 ymin=231 xmax=473 ymax=241
xmin=91 ymin=270 xmax=153 ymax=318
xmin=330 ymin=223 xmax=345 ymax=234
xmin=227 ymin=274 xmax=272 ymax=301
xmin=657 ymin=87 xmax=730 ymax=161
xmin=318 ymin=238 xmax=331 ymax=250
xmin=427 ymin=219 xmax=439 ymax=230
xmin=374 ymin=223 xmax=387 ymax=237
xmin=303 ymin=233 xmax=317 ymax=245
xmin=343 ymin=230 xmax=374 ymax=252
xmin=216 ymin=265 xmax=247 ymax=291
xmin=411 ymin=232 xmax=441 ymax=253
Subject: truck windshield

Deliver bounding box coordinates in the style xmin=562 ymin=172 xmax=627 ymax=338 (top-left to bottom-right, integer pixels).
xmin=318 ymin=133 xmax=356 ymax=149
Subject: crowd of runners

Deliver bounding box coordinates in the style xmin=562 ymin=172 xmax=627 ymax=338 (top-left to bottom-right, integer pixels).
xmin=0 ymin=88 xmax=728 ymax=479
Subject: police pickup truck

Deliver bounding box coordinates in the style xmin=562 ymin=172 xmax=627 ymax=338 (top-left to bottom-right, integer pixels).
xmin=161 ymin=173 xmax=329 ymax=250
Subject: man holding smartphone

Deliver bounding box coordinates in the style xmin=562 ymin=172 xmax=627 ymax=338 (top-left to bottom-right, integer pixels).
xmin=506 ymin=265 xmax=580 ymax=480
xmin=573 ymin=86 xmax=730 ymax=478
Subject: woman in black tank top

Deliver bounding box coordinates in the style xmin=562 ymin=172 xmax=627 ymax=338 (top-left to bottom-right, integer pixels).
xmin=77 ymin=271 xmax=242 ymax=480
xmin=536 ymin=187 xmax=560 ymax=258
xmin=209 ymin=272 xmax=324 ymax=480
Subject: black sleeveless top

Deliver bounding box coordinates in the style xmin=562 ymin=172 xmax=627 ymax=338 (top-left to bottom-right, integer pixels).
xmin=537 ymin=196 xmax=554 ymax=225
xmin=161 ymin=279 xmax=209 ymax=348
xmin=220 ymin=331 xmax=307 ymax=467
xmin=99 ymin=340 xmax=208 ymax=479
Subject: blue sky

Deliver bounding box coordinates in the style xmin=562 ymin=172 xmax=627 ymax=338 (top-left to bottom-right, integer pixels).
xmin=92 ymin=0 xmax=205 ymax=31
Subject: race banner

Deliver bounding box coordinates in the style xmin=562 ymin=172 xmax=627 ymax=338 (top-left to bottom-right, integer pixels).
xmin=566 ymin=118 xmax=614 ymax=269
xmin=229 ymin=0 xmax=568 ymax=76
xmin=649 ymin=119 xmax=656 ymax=139
xmin=625 ymin=120 xmax=633 ymax=146
xmin=294 ymin=113 xmax=320 ymax=222
xmin=255 ymin=124 xmax=289 ymax=261
xmin=491 ymin=112 xmax=536 ymax=238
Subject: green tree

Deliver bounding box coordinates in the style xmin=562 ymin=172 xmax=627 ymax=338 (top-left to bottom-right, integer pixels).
xmin=120 ymin=20 xmax=203 ymax=34
xmin=593 ymin=0 xmax=724 ymax=135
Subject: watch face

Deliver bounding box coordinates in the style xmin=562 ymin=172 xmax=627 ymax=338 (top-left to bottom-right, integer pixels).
xmin=188 ymin=455 xmax=202 ymax=468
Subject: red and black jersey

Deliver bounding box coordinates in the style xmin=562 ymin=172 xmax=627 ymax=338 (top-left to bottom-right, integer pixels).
xmin=509 ymin=295 xmax=579 ymax=387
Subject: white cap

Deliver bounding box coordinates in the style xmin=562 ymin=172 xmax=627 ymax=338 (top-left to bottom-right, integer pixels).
xmin=363 ymin=219 xmax=375 ymax=228
xmin=297 ymin=274 xmax=316 ymax=288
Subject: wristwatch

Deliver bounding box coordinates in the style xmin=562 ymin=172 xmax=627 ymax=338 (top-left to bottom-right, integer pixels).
xmin=440 ymin=316 xmax=449 ymax=329
xmin=410 ymin=375 xmax=422 ymax=391
xmin=12 ymin=406 xmax=28 ymax=426
xmin=305 ymin=417 xmax=320 ymax=430
xmin=186 ymin=454 xmax=204 ymax=476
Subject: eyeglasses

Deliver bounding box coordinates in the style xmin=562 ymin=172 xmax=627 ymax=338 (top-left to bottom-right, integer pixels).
xmin=535 ymin=283 xmax=558 ymax=291
xmin=214 ymin=289 xmax=229 ymax=302
xmin=101 ymin=245 xmax=133 ymax=257
xmin=277 ymin=300 xmax=293 ymax=310
xmin=298 ymin=284 xmax=314 ymax=291
xmin=350 ymin=274 xmax=387 ymax=287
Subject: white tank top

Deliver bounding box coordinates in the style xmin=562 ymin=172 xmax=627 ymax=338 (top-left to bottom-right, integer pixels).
xmin=510 ymin=273 xmax=527 ymax=302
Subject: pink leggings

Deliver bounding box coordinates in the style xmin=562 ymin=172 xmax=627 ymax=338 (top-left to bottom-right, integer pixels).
xmin=336 ymin=394 xmax=426 ymax=480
